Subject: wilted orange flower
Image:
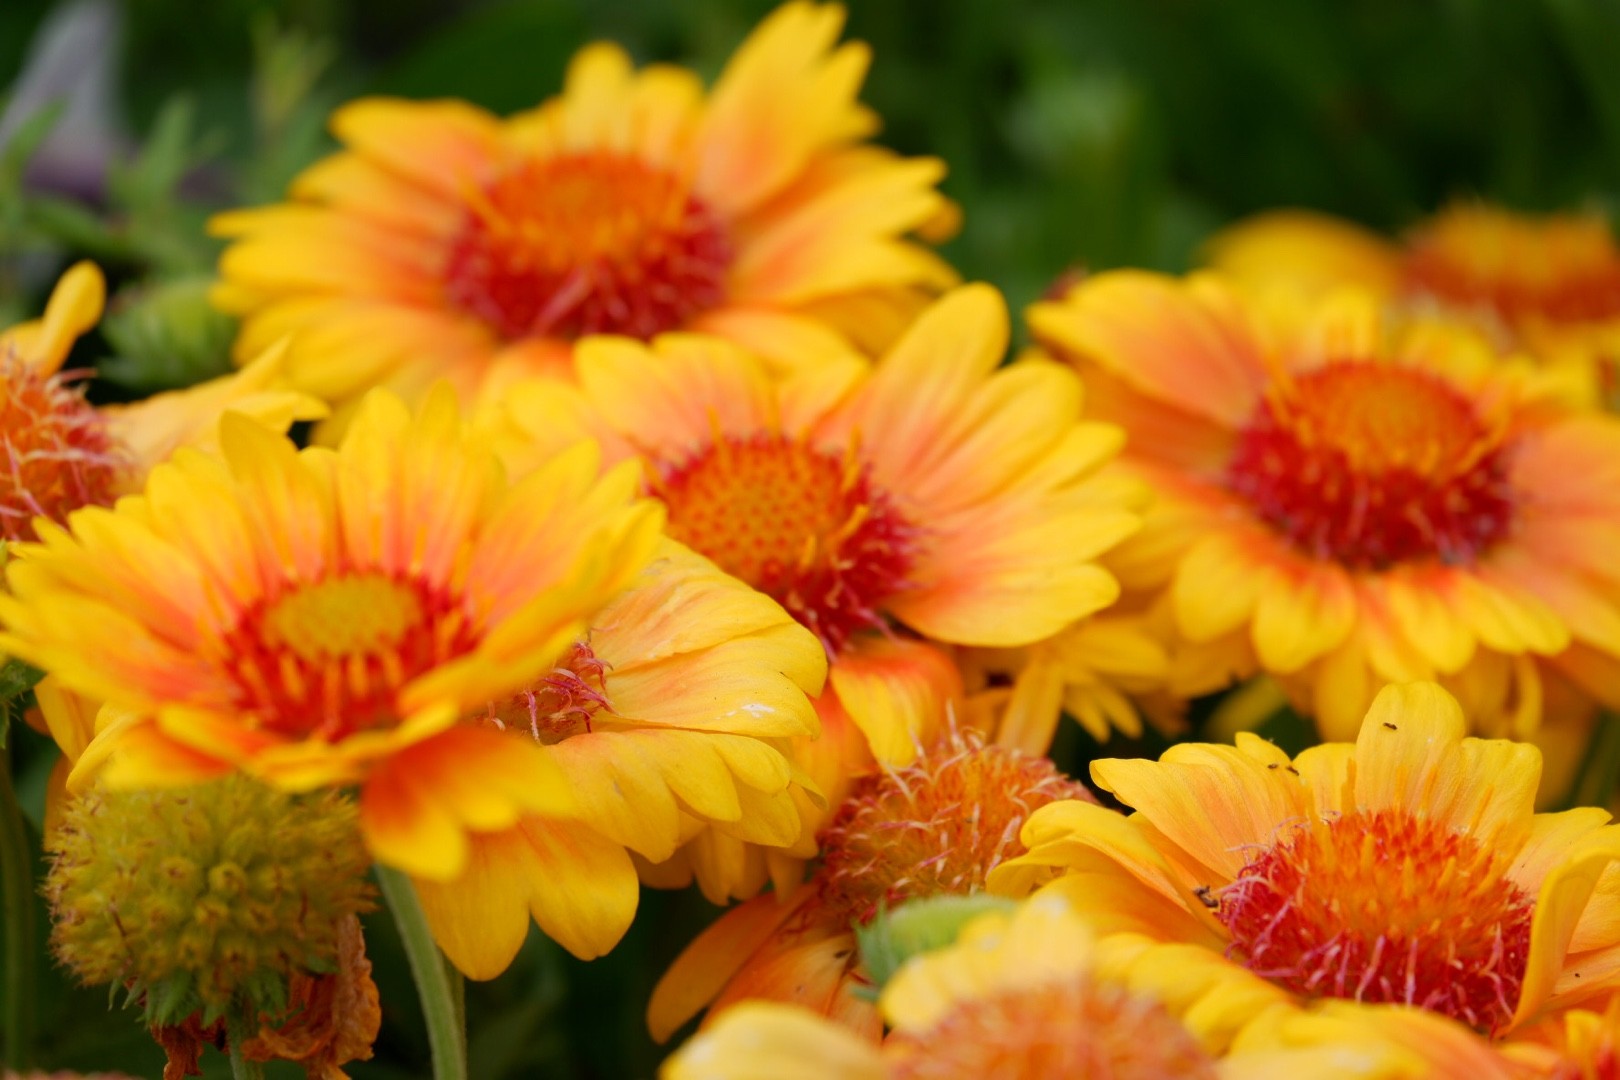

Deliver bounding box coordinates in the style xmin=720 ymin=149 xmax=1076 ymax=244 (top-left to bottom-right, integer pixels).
xmin=0 ymin=262 xmax=323 ymax=542
xmin=211 ymin=2 xmax=956 ymax=427
xmin=1032 ymin=270 xmax=1620 ymax=739
xmin=488 ymin=284 xmax=1136 ymax=897
xmin=992 ymin=683 xmax=1620 ymax=1037
xmin=647 ymin=725 xmax=1092 ymax=1042
xmin=1205 ymin=203 xmax=1620 ymax=404
xmin=661 ymin=897 xmax=1418 ymax=1080
xmin=0 ymin=385 xmax=825 ymax=975
xmin=152 ymin=916 xmax=381 ymax=1080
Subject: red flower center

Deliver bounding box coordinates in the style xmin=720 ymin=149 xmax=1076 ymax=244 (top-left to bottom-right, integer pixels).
xmin=0 ymin=356 xmax=126 ymax=542
xmin=1226 ymin=362 xmax=1516 ymax=569
xmin=443 ymin=152 xmax=732 ymax=342
xmin=656 ymin=433 xmax=919 ymax=655
xmin=221 ymin=572 xmax=480 ymax=741
xmin=811 ymin=731 xmax=1092 ymax=929
xmin=1403 ymin=207 xmax=1620 ymax=324
xmin=1215 ymin=808 xmax=1534 ymax=1035
xmin=886 ymin=979 xmax=1218 ymax=1080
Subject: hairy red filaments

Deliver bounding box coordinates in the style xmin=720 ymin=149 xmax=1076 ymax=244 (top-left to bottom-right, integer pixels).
xmin=485 ymin=640 xmax=611 ymax=744
xmin=657 ymin=432 xmax=920 ymax=656
xmin=1215 ymin=808 xmax=1534 ymax=1035
xmin=443 ymin=152 xmax=732 ymax=341
xmin=886 ymin=979 xmax=1218 ymax=1080
xmin=1226 ymin=362 xmax=1516 ymax=569
xmin=221 ymin=572 xmax=481 ymax=741
xmin=0 ymin=356 xmax=126 ymax=542
xmin=810 ymin=730 xmax=1093 ymax=929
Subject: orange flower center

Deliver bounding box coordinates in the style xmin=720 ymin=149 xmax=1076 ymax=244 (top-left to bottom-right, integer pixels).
xmin=442 ymin=152 xmax=732 ymax=341
xmin=1403 ymin=207 xmax=1620 ymax=324
xmin=1215 ymin=808 xmax=1534 ymax=1034
xmin=810 ymin=732 xmax=1092 ymax=929
xmin=223 ymin=573 xmax=480 ymax=741
xmin=1226 ymin=362 xmax=1515 ymax=568
xmin=482 ymin=640 xmax=609 ymax=744
xmin=0 ymin=355 xmax=125 ymax=542
xmin=657 ymin=433 xmax=919 ymax=655
xmin=885 ymin=979 xmax=1217 ymax=1080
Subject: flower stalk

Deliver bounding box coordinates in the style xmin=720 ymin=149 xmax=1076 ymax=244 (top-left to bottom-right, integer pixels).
xmin=376 ymin=864 xmax=467 ymax=1080
xmin=0 ymin=745 xmax=35 ymax=1070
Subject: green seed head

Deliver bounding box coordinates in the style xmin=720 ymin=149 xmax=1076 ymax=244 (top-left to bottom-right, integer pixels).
xmin=44 ymin=775 xmax=374 ymax=1026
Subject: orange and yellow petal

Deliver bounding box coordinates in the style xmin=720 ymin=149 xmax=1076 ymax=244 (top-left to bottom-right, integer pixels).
xmin=212 ymin=2 xmax=950 ymax=417
xmin=0 ymin=261 xmax=105 ymax=375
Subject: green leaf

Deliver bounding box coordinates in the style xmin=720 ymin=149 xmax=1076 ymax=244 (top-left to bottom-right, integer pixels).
xmin=144 ymin=970 xmax=196 ymax=1027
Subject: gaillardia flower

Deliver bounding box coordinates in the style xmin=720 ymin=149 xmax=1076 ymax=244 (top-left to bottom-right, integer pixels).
xmin=0 ymin=261 xmax=324 ymax=542
xmin=489 ymin=284 xmax=1136 ymax=898
xmin=1031 ymin=270 xmax=1620 ymax=738
xmin=0 ymin=386 xmax=825 ymax=975
xmin=991 ymin=683 xmax=1620 ymax=1037
xmin=211 ymin=1 xmax=956 ymax=425
xmin=496 ymin=284 xmax=1133 ymax=752
xmin=1205 ymin=202 xmax=1620 ymax=404
xmin=955 ymin=611 xmax=1172 ymax=753
xmin=647 ymin=725 xmax=1091 ymax=1042
xmin=662 ymin=896 xmax=1414 ymax=1080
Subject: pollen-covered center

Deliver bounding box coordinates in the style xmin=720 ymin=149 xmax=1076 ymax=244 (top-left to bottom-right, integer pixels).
xmin=223 ymin=572 xmax=480 ymax=741
xmin=885 ymin=979 xmax=1218 ymax=1080
xmin=443 ymin=151 xmax=733 ymax=341
xmin=657 ymin=433 xmax=920 ymax=655
xmin=0 ymin=354 xmax=126 ymax=542
xmin=1226 ymin=361 xmax=1516 ymax=568
xmin=1215 ymin=808 xmax=1534 ymax=1034
xmin=1403 ymin=206 xmax=1620 ymax=324
xmin=482 ymin=640 xmax=610 ymax=745
xmin=811 ymin=733 xmax=1092 ymax=929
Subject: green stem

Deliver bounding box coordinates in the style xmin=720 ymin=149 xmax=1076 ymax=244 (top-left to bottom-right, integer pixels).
xmin=376 ymin=864 xmax=467 ymax=1080
xmin=226 ymin=1015 xmax=266 ymax=1080
xmin=0 ymin=745 xmax=35 ymax=1070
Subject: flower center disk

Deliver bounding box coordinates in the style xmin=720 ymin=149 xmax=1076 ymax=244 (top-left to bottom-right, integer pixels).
xmin=223 ymin=572 xmax=480 ymax=741
xmin=443 ymin=151 xmax=733 ymax=341
xmin=658 ymin=433 xmax=920 ymax=654
xmin=885 ymin=980 xmax=1218 ymax=1080
xmin=1226 ymin=361 xmax=1515 ymax=568
xmin=812 ymin=737 xmax=1091 ymax=929
xmin=0 ymin=355 xmax=125 ymax=542
xmin=1214 ymin=807 xmax=1534 ymax=1034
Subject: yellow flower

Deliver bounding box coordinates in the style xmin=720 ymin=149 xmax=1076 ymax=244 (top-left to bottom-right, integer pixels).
xmin=486 ymin=284 xmax=1137 ymax=898
xmin=956 ymin=611 xmax=1173 ymax=752
xmin=991 ymin=682 xmax=1620 ymax=1037
xmin=662 ymin=896 xmax=1417 ymax=1079
xmin=0 ymin=262 xmax=323 ymax=541
xmin=1205 ymin=202 xmax=1620 ymax=406
xmin=211 ymin=2 xmax=956 ymax=428
xmin=1032 ymin=270 xmax=1620 ymax=740
xmin=0 ymin=386 xmax=825 ymax=975
xmin=647 ymin=725 xmax=1091 ymax=1042
xmin=1500 ymin=996 xmax=1620 ymax=1077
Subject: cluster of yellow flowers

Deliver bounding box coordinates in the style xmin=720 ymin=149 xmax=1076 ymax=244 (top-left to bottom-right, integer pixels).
xmin=9 ymin=3 xmax=1620 ymax=1078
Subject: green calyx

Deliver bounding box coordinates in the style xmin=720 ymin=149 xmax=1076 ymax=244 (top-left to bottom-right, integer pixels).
xmin=45 ymin=775 xmax=373 ymax=1027
xmin=854 ymin=893 xmax=1019 ymax=999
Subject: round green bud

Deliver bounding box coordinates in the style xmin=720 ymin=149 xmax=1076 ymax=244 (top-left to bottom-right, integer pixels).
xmin=854 ymin=893 xmax=1019 ymax=997
xmin=44 ymin=775 xmax=374 ymax=1027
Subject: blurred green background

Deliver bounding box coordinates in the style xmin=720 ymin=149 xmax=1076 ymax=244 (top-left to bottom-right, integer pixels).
xmin=3 ymin=0 xmax=1619 ymax=1077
